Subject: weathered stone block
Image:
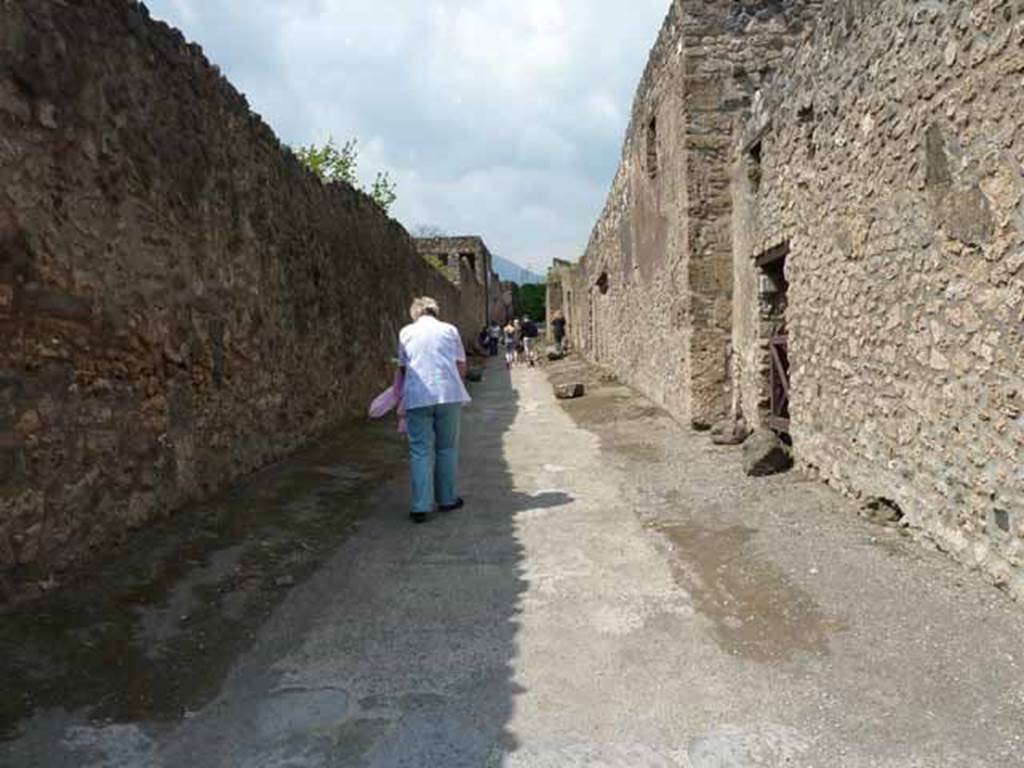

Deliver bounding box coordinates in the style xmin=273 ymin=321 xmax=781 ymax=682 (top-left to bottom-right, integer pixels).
xmin=860 ymin=497 xmax=905 ymax=527
xmin=742 ymin=429 xmax=793 ymax=477
xmin=554 ymin=383 xmax=585 ymax=400
xmin=710 ymin=416 xmax=752 ymax=446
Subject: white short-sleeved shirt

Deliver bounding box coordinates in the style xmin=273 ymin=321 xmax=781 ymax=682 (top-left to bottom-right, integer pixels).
xmin=398 ymin=316 xmax=471 ymax=410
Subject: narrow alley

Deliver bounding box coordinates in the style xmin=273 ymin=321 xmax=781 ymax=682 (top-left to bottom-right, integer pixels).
xmin=3 ymin=359 xmax=1023 ymax=767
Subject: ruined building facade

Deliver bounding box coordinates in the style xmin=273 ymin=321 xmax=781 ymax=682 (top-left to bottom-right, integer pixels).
xmin=415 ymin=236 xmax=512 ymax=337
xmin=0 ymin=1 xmax=497 ymax=587
xmin=551 ymin=0 xmax=1024 ymax=598
xmin=555 ymin=0 xmax=821 ymax=427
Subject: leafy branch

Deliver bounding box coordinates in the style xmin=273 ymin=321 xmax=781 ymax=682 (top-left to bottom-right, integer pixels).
xmin=295 ymin=137 xmax=398 ymax=214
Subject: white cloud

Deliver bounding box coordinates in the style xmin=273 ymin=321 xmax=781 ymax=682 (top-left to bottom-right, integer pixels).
xmin=165 ymin=0 xmax=196 ymax=23
xmin=144 ymin=0 xmax=669 ymax=274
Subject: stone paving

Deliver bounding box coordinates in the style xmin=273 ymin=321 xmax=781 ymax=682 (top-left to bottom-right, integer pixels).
xmin=3 ymin=357 xmax=1024 ymax=767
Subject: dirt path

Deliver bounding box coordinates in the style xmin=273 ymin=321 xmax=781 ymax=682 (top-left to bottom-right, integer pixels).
xmin=4 ymin=357 xmax=1024 ymax=767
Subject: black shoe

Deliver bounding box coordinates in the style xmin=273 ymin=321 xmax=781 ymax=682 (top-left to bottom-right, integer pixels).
xmin=410 ymin=512 xmax=428 ymax=524
xmin=439 ymin=498 xmax=464 ymax=513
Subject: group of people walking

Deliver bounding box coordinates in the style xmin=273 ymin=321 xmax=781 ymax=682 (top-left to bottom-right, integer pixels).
xmin=480 ymin=317 xmax=538 ymax=368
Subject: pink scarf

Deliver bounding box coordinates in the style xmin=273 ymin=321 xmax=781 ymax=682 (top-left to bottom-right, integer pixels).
xmin=368 ymin=370 xmax=407 ymax=434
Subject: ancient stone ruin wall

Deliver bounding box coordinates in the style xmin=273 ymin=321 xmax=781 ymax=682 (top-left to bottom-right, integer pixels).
xmin=569 ymin=2 xmax=691 ymax=418
xmin=731 ymin=0 xmax=1024 ymax=596
xmin=415 ymin=235 xmax=510 ymax=345
xmin=0 ymin=0 xmax=466 ymax=582
xmin=545 ymin=258 xmax=574 ymax=343
xmin=678 ymin=0 xmax=821 ymax=425
xmin=487 ymin=271 xmax=509 ymax=326
xmin=572 ymin=0 xmax=817 ymax=427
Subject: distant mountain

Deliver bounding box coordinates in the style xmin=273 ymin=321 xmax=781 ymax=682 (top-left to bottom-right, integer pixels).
xmin=492 ymin=254 xmax=545 ymax=285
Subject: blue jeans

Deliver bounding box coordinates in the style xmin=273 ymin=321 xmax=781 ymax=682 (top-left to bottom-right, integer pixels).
xmin=406 ymin=403 xmax=462 ymax=513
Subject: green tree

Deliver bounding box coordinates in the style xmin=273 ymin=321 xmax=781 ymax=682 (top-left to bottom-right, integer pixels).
xmin=514 ymin=283 xmax=547 ymax=321
xmin=422 ymin=253 xmax=449 ymax=276
xmin=295 ymin=137 xmax=398 ymax=214
xmin=371 ymin=171 xmax=397 ymax=213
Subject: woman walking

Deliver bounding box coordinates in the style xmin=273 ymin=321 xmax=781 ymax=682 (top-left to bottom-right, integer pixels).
xmin=398 ymin=297 xmax=471 ymax=523
xmin=503 ymin=320 xmax=518 ymax=369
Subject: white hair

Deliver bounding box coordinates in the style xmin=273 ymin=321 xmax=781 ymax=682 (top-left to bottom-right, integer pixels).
xmin=409 ymin=296 xmax=440 ymax=320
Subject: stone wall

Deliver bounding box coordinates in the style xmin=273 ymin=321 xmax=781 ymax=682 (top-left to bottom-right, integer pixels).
xmin=568 ymin=0 xmax=817 ymax=427
xmin=0 ymin=0 xmax=471 ymax=586
xmin=545 ymin=259 xmax=572 ymax=343
xmin=731 ymin=0 xmax=1024 ymax=597
xmin=487 ymin=272 xmax=509 ymax=327
xmin=415 ymin=235 xmax=511 ymax=345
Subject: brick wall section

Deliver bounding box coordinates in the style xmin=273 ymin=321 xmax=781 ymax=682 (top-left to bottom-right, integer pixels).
xmin=567 ymin=1 xmax=815 ymax=427
xmin=0 ymin=1 xmax=468 ymax=581
xmin=731 ymin=0 xmax=1024 ymax=597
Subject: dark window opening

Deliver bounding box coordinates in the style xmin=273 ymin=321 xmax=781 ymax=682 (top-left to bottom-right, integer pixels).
xmin=994 ymin=508 xmax=1011 ymax=533
xmin=596 ymin=271 xmax=609 ymax=295
xmin=747 ymin=140 xmax=762 ymax=190
xmin=460 ymin=252 xmax=477 ymax=273
xmin=755 ymin=240 xmax=789 ymax=268
xmin=758 ymin=252 xmax=788 ymax=323
xmin=748 ymin=140 xmax=762 ymax=165
xmin=646 ymin=116 xmax=658 ymax=178
xmin=798 ymin=105 xmax=817 ymax=160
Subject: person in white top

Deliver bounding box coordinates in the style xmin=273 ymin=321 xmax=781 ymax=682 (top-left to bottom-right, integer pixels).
xmin=398 ymin=297 xmax=471 ymax=523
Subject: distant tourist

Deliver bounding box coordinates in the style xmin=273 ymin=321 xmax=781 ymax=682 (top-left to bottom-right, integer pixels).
xmin=398 ymin=297 xmax=470 ymax=524
xmin=512 ymin=318 xmax=524 ymax=365
xmin=552 ymin=310 xmax=567 ymax=355
xmin=487 ymin=321 xmax=501 ymax=357
xmin=521 ymin=316 xmax=539 ymax=367
xmin=503 ymin=321 xmax=518 ymax=369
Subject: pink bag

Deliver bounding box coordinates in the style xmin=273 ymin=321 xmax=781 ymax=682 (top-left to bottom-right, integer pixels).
xmin=368 ymin=371 xmax=407 ymax=434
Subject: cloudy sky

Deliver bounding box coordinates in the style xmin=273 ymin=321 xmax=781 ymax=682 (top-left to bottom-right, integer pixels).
xmin=145 ymin=0 xmax=669 ymax=275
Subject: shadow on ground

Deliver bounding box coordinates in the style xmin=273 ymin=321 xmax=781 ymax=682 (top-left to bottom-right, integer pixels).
xmin=2 ymin=356 xmax=549 ymax=767
xmin=1 ymin=419 xmax=408 ymax=735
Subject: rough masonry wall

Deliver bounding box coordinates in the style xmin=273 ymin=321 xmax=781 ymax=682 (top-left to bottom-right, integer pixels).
xmin=487 ymin=272 xmax=508 ymax=326
xmin=572 ymin=0 xmax=816 ymax=427
xmin=415 ymin=235 xmax=510 ymax=345
xmin=733 ymin=0 xmax=1024 ymax=596
xmin=446 ymin=259 xmax=487 ymax=351
xmin=572 ymin=1 xmax=694 ymax=420
xmin=680 ymin=0 xmax=820 ymax=424
xmin=545 ymin=259 xmax=571 ymax=343
xmin=0 ymin=1 xmax=463 ymax=581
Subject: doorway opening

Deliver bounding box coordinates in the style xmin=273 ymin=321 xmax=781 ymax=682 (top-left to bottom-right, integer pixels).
xmin=755 ymin=241 xmax=790 ymax=436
